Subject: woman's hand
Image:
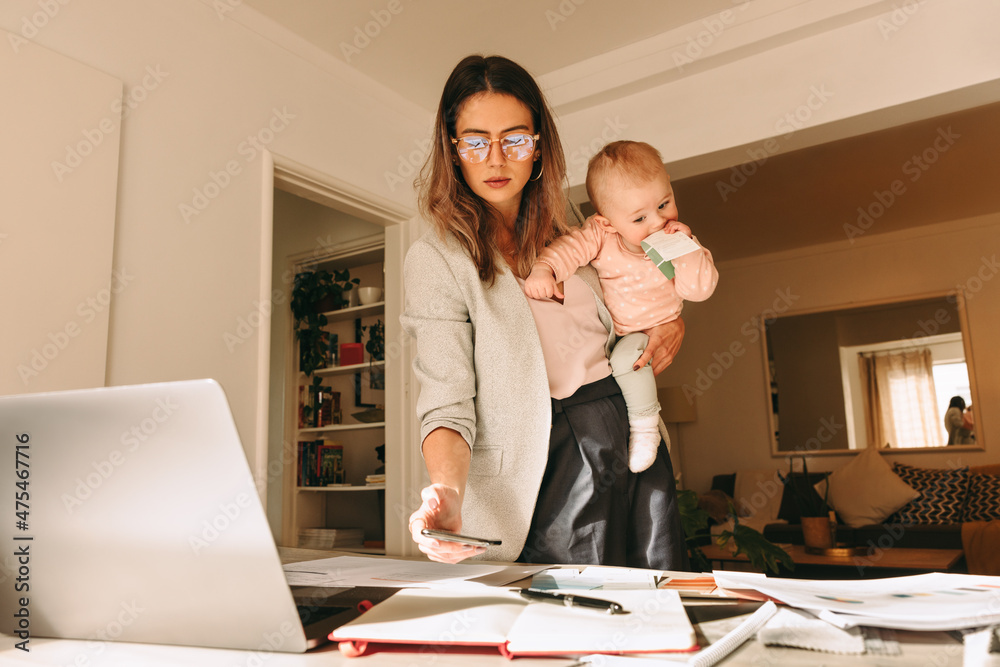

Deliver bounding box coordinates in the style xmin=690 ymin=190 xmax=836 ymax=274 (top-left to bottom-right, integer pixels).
xmin=634 ymin=318 xmax=685 ymax=376
xmin=408 ymin=483 xmax=486 ymax=563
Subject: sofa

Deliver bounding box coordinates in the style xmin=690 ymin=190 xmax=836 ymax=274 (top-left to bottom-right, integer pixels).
xmin=706 ymin=451 xmax=1000 ymax=573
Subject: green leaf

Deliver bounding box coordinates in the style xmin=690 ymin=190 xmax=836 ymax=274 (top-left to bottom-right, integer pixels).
xmin=677 ymin=489 xmax=710 ymax=541
xmin=717 ymin=519 xmax=794 ymax=575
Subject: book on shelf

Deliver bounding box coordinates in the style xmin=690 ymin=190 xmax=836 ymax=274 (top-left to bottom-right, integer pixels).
xmin=297 ymin=385 xmax=308 ymax=429
xmin=328 ymin=332 xmax=339 ymax=367
xmin=315 ymin=388 xmax=341 ymax=427
xmin=298 ymin=439 xmax=344 ymax=487
xmin=365 ymin=473 xmax=385 ymax=485
xmin=317 ymin=442 xmax=345 ymax=486
xmin=297 ymin=440 xmax=316 ymax=487
xmin=298 ymin=386 xmax=342 ymax=429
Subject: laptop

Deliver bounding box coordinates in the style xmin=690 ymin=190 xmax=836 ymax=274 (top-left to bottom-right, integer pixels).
xmin=0 ymin=379 xmax=383 ymax=652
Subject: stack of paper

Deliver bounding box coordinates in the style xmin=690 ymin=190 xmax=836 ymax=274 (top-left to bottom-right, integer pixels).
xmin=283 ymin=555 xmax=544 ymax=588
xmin=297 ymin=527 xmax=363 ymax=550
xmin=530 ymin=566 xmax=657 ymax=590
xmin=713 ymin=571 xmax=1000 ymax=631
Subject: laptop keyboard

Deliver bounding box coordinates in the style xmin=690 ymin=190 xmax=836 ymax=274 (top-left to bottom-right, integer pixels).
xmin=297 ymin=605 xmax=353 ymax=624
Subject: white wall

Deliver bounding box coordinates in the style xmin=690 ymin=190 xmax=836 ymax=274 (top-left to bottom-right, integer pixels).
xmin=0 ymin=0 xmax=426 ymax=491
xmin=1 ymin=30 xmax=121 ymax=396
xmin=670 ymin=213 xmax=1000 ymax=493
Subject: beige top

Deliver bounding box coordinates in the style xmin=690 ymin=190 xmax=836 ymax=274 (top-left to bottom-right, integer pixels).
xmin=517 ymin=274 xmax=612 ymax=400
xmin=400 ymin=229 xmax=617 ymax=561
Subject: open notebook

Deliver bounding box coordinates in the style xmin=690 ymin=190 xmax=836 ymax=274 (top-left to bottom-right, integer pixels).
xmin=330 ymin=587 xmax=697 ymax=657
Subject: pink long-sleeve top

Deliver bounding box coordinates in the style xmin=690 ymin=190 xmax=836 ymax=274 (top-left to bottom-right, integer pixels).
xmin=536 ymin=220 xmax=719 ymax=335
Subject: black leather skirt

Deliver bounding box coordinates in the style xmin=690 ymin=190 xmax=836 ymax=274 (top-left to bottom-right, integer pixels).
xmin=518 ymin=374 xmax=689 ymax=570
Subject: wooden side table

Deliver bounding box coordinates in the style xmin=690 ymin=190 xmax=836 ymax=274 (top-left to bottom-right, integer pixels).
xmin=700 ymin=543 xmax=964 ymax=579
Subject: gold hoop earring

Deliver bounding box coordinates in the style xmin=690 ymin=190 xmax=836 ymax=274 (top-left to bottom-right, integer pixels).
xmin=529 ymin=161 xmax=544 ymax=182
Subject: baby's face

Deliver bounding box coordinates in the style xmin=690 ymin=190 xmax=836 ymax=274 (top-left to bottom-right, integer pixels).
xmin=599 ymin=170 xmax=678 ymax=252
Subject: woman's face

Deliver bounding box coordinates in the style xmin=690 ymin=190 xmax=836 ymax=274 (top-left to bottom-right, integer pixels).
xmin=452 ymin=92 xmax=538 ymax=224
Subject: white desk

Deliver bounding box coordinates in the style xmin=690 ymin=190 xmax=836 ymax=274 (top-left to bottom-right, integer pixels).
xmin=0 ymin=548 xmax=966 ymax=666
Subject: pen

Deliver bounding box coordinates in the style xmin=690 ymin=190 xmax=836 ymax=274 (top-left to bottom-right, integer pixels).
xmin=519 ymin=588 xmax=628 ymax=615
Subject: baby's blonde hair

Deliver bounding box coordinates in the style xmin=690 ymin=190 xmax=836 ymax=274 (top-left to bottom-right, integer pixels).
xmin=586 ymin=141 xmax=666 ymax=215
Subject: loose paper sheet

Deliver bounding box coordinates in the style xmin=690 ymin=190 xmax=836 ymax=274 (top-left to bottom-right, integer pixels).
xmin=283 ymin=555 xmax=535 ymax=588
xmin=713 ymin=571 xmax=1000 ymax=631
xmin=531 ymin=566 xmax=658 ymax=590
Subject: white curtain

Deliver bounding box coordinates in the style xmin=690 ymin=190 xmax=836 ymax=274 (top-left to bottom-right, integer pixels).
xmin=859 ymin=348 xmax=942 ymax=448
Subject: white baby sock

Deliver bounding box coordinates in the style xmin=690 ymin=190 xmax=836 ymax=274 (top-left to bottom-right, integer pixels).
xmin=628 ymin=415 xmax=661 ymax=473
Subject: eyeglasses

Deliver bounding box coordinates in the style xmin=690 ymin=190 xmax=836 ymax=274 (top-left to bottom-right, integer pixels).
xmin=451 ymin=133 xmax=539 ymax=164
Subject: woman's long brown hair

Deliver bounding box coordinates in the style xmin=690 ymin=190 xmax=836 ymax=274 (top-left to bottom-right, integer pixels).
xmin=416 ymin=55 xmax=568 ymax=283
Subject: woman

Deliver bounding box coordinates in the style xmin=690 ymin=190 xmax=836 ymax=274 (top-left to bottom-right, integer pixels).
xmin=945 ymin=396 xmax=974 ymax=445
xmin=400 ymin=55 xmax=687 ymax=569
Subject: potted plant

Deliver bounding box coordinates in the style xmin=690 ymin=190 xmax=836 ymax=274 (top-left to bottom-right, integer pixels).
xmin=779 ymin=456 xmax=834 ymax=550
xmin=678 ymin=488 xmax=794 ymax=575
xmin=291 ymin=269 xmax=360 ymax=380
xmin=362 ymin=319 xmax=384 ymax=362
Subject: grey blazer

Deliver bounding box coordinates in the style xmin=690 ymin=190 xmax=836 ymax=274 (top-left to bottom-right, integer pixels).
xmin=400 ymin=229 xmax=633 ymax=562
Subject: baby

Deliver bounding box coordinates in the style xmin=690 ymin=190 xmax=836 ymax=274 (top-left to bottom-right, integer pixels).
xmin=525 ymin=141 xmax=718 ymax=472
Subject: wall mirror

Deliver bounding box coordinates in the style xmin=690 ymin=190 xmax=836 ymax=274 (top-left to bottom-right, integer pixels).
xmin=764 ymin=293 xmax=982 ymax=455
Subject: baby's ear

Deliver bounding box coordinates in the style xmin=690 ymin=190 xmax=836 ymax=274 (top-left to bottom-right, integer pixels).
xmin=592 ymin=215 xmax=617 ymax=234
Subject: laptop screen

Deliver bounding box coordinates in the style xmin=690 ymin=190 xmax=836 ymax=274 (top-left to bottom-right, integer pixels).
xmin=0 ymin=379 xmax=310 ymax=652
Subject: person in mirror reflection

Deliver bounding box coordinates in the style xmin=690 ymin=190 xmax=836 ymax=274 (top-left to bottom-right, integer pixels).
xmin=524 ymin=141 xmax=717 ymax=474
xmin=945 ymin=395 xmax=974 ymax=444
xmin=400 ymin=55 xmax=688 ymax=569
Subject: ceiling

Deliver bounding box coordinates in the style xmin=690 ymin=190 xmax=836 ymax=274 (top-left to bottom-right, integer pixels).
xmin=241 ymin=0 xmax=738 ymax=112
xmin=246 ymin=1 xmax=1000 ymax=263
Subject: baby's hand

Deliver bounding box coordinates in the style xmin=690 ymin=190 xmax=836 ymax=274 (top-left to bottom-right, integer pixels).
xmin=524 ymin=264 xmax=563 ymax=300
xmin=664 ymin=221 xmax=692 ymax=238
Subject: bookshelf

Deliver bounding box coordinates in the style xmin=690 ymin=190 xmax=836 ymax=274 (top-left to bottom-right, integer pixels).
xmin=282 ymin=235 xmax=387 ymax=554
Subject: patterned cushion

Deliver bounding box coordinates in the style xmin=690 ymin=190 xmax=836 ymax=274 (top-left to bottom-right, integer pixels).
xmin=964 ymin=475 xmax=1000 ymax=522
xmin=886 ymin=463 xmax=969 ymax=525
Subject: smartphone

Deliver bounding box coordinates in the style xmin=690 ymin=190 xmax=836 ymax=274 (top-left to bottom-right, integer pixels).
xmin=420 ymin=528 xmax=501 ymax=547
